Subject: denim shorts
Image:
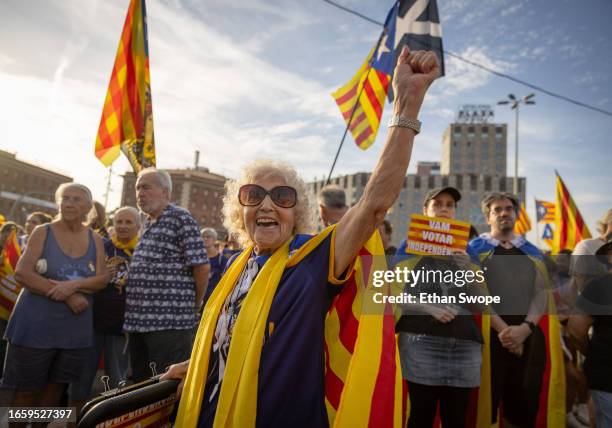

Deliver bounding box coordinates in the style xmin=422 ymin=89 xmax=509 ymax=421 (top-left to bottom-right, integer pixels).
xmin=2 ymin=343 xmax=89 ymax=390
xmin=591 ymin=389 xmax=612 ymax=428
xmin=398 ymin=333 xmax=482 ymax=388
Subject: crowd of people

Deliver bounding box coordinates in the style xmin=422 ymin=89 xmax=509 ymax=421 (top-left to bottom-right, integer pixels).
xmin=0 ymin=47 xmax=610 ymax=428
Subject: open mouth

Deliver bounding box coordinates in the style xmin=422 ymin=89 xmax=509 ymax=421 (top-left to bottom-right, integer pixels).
xmin=256 ymin=218 xmax=279 ymax=228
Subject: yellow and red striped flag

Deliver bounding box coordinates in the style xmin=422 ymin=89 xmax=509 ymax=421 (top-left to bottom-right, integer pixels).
xmin=514 ymin=202 xmax=532 ymax=235
xmin=95 ymin=0 xmax=155 ymax=173
xmin=331 ymin=3 xmax=399 ymax=151
xmin=553 ymin=172 xmax=591 ymax=253
xmin=324 ymin=231 xmax=404 ymax=428
xmin=332 ymin=48 xmax=391 ymax=150
xmin=0 ymin=229 xmax=22 ymax=320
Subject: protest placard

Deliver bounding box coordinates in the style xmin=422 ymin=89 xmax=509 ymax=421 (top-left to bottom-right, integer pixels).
xmin=405 ymin=214 xmax=471 ymax=255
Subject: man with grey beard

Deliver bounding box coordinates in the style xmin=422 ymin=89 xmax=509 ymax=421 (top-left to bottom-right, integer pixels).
xmin=124 ymin=168 xmax=210 ymax=382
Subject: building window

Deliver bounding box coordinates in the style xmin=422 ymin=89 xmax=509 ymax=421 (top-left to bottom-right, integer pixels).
xmin=470 ymin=174 xmax=477 ymax=191
xmin=484 ymin=176 xmax=491 ymax=191
xmin=442 ymin=176 xmax=448 ymax=187
xmin=414 ymin=176 xmax=421 ymax=189
xmin=428 ymin=176 xmax=435 ymax=189
xmin=456 ymin=175 xmax=463 ymax=190
xmin=499 ymin=178 xmax=506 ymax=191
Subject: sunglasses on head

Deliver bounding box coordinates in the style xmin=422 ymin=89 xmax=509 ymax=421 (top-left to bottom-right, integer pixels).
xmin=238 ymin=184 xmax=298 ymax=208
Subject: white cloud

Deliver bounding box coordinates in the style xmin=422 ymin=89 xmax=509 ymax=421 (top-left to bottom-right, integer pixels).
xmin=500 ymin=2 xmax=522 ymax=16
xmin=0 ymin=0 xmax=339 ymax=209
xmin=434 ymin=46 xmax=517 ymax=96
xmin=1 ymin=0 xmax=610 ymax=225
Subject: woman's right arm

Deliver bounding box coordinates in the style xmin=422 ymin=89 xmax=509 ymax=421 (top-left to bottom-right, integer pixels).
xmin=15 ymin=225 xmax=55 ymax=296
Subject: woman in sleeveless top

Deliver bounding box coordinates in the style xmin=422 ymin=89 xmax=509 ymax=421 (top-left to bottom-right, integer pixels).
xmin=4 ymin=183 xmax=108 ymax=414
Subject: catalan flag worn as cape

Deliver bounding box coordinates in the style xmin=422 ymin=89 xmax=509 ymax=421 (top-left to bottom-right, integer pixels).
xmin=324 ymin=231 xmax=404 ymax=427
xmin=468 ymin=235 xmax=565 ymax=427
xmin=553 ymin=172 xmax=591 ymax=253
xmin=95 ymin=0 xmax=155 ymax=173
xmin=514 ymin=202 xmax=532 ymax=235
xmin=175 ymin=226 xmax=404 ymax=427
xmin=0 ymin=229 xmax=22 ymax=320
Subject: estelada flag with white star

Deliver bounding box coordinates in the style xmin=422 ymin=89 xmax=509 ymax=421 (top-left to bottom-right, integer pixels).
xmin=332 ymin=0 xmax=445 ymax=150
xmin=95 ymin=0 xmax=155 ymax=173
xmin=536 ymin=199 xmax=556 ymax=223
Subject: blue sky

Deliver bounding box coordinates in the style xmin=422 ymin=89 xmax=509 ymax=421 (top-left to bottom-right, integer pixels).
xmin=0 ymin=0 xmax=610 ymax=239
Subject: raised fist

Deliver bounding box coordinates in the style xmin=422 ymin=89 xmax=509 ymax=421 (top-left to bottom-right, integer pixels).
xmin=392 ymin=46 xmax=440 ymax=118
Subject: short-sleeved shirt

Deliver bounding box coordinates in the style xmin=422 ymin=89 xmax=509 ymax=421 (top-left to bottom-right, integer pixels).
xmin=576 ymin=274 xmax=612 ymax=393
xmin=198 ymin=233 xmax=344 ymax=428
xmin=93 ymin=238 xmax=133 ymax=335
xmin=123 ymin=204 xmax=209 ymax=332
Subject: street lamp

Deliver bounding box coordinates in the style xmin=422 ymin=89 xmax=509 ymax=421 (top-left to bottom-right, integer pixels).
xmin=497 ymin=93 xmax=536 ymax=195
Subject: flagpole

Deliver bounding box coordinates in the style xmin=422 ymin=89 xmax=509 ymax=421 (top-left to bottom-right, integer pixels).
xmin=103 ymin=164 xmax=113 ymax=210
xmin=534 ymin=197 xmax=541 ymax=249
xmin=326 ymin=27 xmax=388 ymax=185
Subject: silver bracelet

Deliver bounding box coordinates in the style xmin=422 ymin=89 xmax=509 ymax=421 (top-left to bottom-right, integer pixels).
xmin=387 ymin=115 xmax=421 ymax=134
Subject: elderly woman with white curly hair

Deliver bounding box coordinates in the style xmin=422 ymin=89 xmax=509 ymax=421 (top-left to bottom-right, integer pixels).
xmin=162 ymin=46 xmax=440 ymax=427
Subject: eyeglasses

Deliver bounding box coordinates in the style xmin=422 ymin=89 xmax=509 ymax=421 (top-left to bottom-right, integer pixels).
xmin=491 ymin=205 xmax=516 ymax=215
xmin=238 ymin=184 xmax=297 ymax=208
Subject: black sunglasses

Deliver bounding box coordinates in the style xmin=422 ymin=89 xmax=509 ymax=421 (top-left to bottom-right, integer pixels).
xmin=238 ymin=184 xmax=297 ymax=208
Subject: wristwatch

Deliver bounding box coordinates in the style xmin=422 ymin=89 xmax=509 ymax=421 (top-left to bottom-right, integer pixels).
xmin=387 ymin=115 xmax=421 ymax=134
xmin=523 ymin=321 xmax=537 ymax=333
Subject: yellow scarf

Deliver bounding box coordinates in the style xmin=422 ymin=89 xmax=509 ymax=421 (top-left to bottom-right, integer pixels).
xmin=110 ymin=235 xmax=138 ymax=257
xmin=175 ymin=226 xmax=335 ymax=427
